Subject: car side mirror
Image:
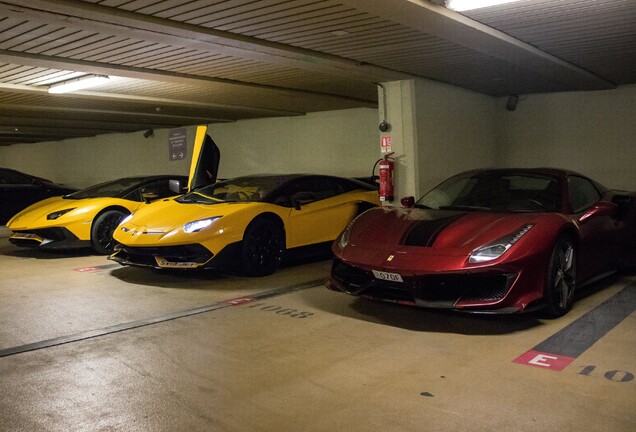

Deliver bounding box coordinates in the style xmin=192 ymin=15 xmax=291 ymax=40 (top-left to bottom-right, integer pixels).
xmin=169 ymin=179 xmax=186 ymax=195
xmin=579 ymin=201 xmax=617 ymax=224
xmin=401 ymin=196 xmax=415 ymax=208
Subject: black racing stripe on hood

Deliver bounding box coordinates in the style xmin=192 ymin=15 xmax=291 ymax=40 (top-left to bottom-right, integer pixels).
xmin=402 ymin=213 xmax=464 ymax=247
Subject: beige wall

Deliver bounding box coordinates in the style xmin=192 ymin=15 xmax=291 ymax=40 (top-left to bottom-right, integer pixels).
xmin=413 ymin=79 xmax=497 ymax=194
xmin=1 ymin=84 xmax=634 ymax=193
xmin=0 ymin=108 xmax=379 ymax=189
xmin=208 ymin=108 xmax=379 ymax=179
xmin=377 ymin=79 xmax=497 ymax=202
xmin=496 ymin=85 xmax=636 ymax=190
xmin=0 ymin=127 xmax=195 ymax=189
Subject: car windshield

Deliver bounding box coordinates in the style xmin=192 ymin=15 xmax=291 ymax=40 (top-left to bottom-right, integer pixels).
xmin=65 ymin=177 xmax=145 ymax=199
xmin=176 ymin=176 xmax=288 ymax=205
xmin=417 ymin=172 xmax=561 ymax=212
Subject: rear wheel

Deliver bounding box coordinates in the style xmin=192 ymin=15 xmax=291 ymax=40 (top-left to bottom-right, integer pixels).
xmin=91 ymin=210 xmax=126 ymax=254
xmin=544 ymin=237 xmax=577 ymax=317
xmin=241 ymin=218 xmax=285 ymax=276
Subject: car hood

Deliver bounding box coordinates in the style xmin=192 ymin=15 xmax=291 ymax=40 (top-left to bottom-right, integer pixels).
xmin=7 ymin=196 xmax=74 ymax=226
xmin=7 ymin=196 xmax=129 ymax=227
xmin=121 ymin=198 xmax=258 ymax=230
xmin=349 ymin=207 xmax=548 ymax=252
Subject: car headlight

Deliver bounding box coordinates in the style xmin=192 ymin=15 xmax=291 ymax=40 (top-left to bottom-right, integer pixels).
xmin=119 ymin=213 xmax=134 ymax=226
xmin=184 ymin=217 xmax=221 ymax=233
xmin=47 ymin=208 xmax=76 ymax=220
xmin=336 ymin=217 xmax=359 ymax=250
xmin=469 ymin=224 xmax=533 ymax=263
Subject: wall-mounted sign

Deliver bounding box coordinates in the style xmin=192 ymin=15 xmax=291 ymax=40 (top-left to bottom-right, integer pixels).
xmin=168 ymin=128 xmax=187 ymax=161
xmin=381 ymin=136 xmax=392 ymax=153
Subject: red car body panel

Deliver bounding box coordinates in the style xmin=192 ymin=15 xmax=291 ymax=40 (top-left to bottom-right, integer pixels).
xmin=327 ymin=168 xmax=636 ymax=314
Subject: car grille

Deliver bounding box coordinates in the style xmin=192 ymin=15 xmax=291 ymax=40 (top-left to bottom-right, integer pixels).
xmin=331 ymin=259 xmax=513 ymax=305
xmin=115 ymin=244 xmax=213 ymax=266
xmin=14 ymin=227 xmax=73 ymax=242
xmin=331 ymin=259 xmax=375 ymax=294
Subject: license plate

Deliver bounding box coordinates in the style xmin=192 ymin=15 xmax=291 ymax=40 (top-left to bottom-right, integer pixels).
xmin=155 ymin=258 xmax=199 ymax=268
xmin=372 ymin=270 xmax=404 ymax=282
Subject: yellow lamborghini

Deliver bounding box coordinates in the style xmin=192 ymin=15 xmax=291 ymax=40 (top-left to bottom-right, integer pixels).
xmin=7 ymin=175 xmax=187 ymax=254
xmin=110 ymin=126 xmax=380 ymax=276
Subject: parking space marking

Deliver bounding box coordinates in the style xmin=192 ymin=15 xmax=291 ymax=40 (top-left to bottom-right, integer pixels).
xmin=514 ymin=281 xmax=636 ymax=371
xmin=74 ymin=264 xmax=120 ymax=272
xmin=0 ymin=278 xmax=324 ymax=358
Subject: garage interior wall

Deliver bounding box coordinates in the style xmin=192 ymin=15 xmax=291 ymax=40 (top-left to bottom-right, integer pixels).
xmin=0 ymin=108 xmax=380 ymax=189
xmin=496 ymin=84 xmax=636 ymax=191
xmin=380 ymin=80 xmax=635 ymax=200
xmin=0 ymin=82 xmax=634 ymax=192
xmin=413 ymin=78 xmax=498 ymax=195
xmin=206 ymin=108 xmax=380 ymax=180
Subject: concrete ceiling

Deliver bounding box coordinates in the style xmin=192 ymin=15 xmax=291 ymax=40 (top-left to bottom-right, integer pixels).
xmin=0 ymin=0 xmax=634 ymax=146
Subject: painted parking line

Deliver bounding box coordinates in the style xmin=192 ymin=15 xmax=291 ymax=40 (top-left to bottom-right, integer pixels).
xmin=74 ymin=264 xmax=120 ymax=272
xmin=514 ymin=281 xmax=636 ymax=371
xmin=0 ymin=278 xmax=324 ymax=358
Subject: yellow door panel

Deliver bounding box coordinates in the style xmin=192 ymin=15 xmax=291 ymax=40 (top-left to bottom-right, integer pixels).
xmin=285 ymin=198 xmax=358 ymax=248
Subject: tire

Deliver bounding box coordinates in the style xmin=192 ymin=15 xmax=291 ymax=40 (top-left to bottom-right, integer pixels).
xmin=241 ymin=218 xmax=285 ymax=277
xmin=544 ymin=237 xmax=577 ymax=317
xmin=91 ymin=210 xmax=126 ymax=255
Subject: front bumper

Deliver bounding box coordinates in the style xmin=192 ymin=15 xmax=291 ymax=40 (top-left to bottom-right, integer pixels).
xmin=327 ymin=258 xmax=521 ymax=313
xmin=110 ymin=242 xmax=241 ymax=270
xmin=9 ymin=228 xmax=89 ymax=250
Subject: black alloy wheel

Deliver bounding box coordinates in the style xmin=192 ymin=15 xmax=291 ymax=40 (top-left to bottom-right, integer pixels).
xmin=241 ymin=218 xmax=285 ymax=277
xmin=91 ymin=210 xmax=126 ymax=255
xmin=544 ymin=237 xmax=577 ymax=317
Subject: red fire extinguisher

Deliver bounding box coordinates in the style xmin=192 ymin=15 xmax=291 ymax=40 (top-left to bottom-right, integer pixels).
xmin=378 ymin=152 xmax=394 ymax=202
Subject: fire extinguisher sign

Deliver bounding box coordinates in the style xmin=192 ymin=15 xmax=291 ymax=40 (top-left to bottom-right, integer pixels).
xmin=381 ymin=136 xmax=392 ymax=153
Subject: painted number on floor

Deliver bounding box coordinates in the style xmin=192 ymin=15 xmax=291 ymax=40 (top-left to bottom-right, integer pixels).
xmin=578 ymin=365 xmax=634 ymax=383
xmin=246 ymin=303 xmax=314 ymax=319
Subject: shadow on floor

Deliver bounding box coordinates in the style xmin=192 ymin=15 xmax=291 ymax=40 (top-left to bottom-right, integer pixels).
xmin=305 ymin=273 xmax=629 ymax=335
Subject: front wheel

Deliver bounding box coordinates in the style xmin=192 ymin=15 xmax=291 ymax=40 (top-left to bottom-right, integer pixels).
xmin=544 ymin=237 xmax=577 ymax=317
xmin=91 ymin=210 xmax=126 ymax=254
xmin=241 ymin=218 xmax=285 ymax=277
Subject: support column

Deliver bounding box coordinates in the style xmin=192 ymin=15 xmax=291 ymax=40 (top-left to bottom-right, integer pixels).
xmin=377 ymin=80 xmax=420 ymax=205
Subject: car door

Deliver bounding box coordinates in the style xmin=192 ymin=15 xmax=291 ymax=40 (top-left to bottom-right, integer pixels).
xmin=568 ymin=175 xmax=620 ymax=279
xmin=188 ymin=125 xmax=220 ymax=192
xmin=283 ymin=176 xmax=359 ymax=248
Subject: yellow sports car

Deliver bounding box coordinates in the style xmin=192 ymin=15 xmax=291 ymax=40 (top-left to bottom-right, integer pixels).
xmin=7 ymin=175 xmax=187 ymax=254
xmin=110 ymin=126 xmax=380 ymax=276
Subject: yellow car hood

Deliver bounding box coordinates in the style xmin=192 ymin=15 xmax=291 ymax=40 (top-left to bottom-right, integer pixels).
xmin=8 ymin=196 xmax=136 ymax=229
xmin=121 ymin=198 xmax=258 ymax=230
xmin=7 ymin=196 xmax=86 ymax=227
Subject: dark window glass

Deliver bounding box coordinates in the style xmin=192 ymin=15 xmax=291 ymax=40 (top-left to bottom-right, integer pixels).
xmin=0 ymin=170 xmax=32 ymax=185
xmin=417 ymin=171 xmax=561 ymax=212
xmin=568 ymin=176 xmax=601 ymax=213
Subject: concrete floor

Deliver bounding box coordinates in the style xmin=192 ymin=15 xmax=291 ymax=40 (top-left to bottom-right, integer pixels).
xmin=0 ymin=226 xmax=634 ymax=432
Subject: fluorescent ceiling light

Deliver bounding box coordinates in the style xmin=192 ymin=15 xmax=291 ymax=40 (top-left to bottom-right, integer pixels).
xmin=48 ymin=74 xmax=109 ymax=94
xmin=447 ymin=0 xmax=523 ymax=11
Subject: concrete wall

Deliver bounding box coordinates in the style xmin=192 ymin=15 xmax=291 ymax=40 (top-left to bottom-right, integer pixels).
xmin=0 ymin=127 xmax=195 ymax=189
xmin=208 ymin=108 xmax=379 ymax=180
xmin=377 ymin=79 xmax=497 ymax=202
xmin=1 ymin=84 xmax=634 ymax=193
xmin=413 ymin=79 xmax=497 ymax=194
xmin=496 ymin=85 xmax=636 ymax=190
xmin=0 ymin=108 xmax=379 ymax=189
